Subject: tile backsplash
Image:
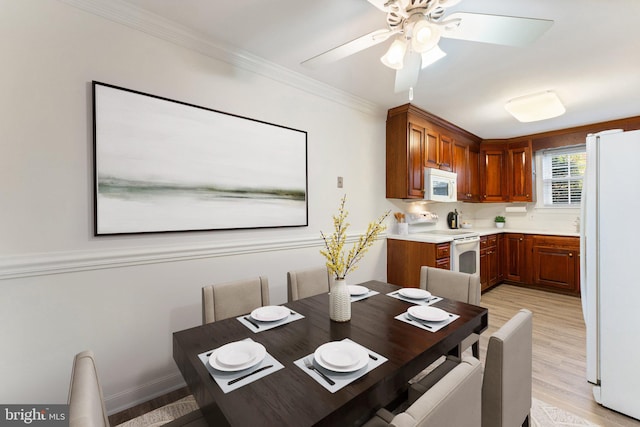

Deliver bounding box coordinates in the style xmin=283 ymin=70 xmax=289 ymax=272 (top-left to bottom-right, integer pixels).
xmin=388 ymin=200 xmax=580 ymax=234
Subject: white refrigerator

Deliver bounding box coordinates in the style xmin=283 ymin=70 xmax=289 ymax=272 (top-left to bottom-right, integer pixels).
xmin=581 ymin=129 xmax=640 ymax=421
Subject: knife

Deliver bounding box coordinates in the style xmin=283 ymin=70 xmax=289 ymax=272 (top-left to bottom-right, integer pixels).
xmin=228 ymin=364 xmax=273 ymax=385
xmin=244 ymin=316 xmax=260 ymax=329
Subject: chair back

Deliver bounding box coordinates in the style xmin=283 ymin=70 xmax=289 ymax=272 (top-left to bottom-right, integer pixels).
xmin=68 ymin=350 xmax=109 ymax=427
xmin=419 ymin=266 xmax=480 ymax=305
xmin=482 ymin=309 xmax=533 ymax=427
xmin=393 ymin=356 xmax=482 ymax=427
xmin=287 ymin=267 xmax=331 ymax=302
xmin=202 ymin=276 xmax=270 ymax=324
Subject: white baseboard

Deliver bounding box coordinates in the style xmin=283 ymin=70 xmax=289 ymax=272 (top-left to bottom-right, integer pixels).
xmin=105 ymin=372 xmax=186 ymax=415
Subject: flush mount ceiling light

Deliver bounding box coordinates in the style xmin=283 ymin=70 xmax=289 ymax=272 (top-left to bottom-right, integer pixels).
xmin=505 ymin=91 xmax=566 ymax=122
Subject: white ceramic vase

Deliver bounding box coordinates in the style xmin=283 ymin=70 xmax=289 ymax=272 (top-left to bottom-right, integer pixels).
xmin=330 ymin=279 xmax=351 ymax=322
xmin=495 ymin=222 xmax=505 ymax=228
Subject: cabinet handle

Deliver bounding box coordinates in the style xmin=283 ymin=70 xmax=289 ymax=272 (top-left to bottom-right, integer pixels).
xmin=483 ymin=195 xmax=487 ymax=198
xmin=569 ymin=253 xmax=573 ymax=257
xmin=519 ymin=238 xmax=523 ymax=242
xmin=526 ymin=194 xmax=530 ymax=198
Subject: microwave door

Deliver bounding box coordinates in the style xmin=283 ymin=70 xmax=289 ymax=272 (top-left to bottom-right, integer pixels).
xmin=433 ymin=179 xmax=449 ymax=197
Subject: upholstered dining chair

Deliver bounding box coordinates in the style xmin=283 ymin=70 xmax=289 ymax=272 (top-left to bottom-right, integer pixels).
xmin=286 ymin=266 xmax=332 ymax=302
xmin=364 ymin=356 xmax=482 ymax=427
xmin=202 ymin=276 xmax=270 ymax=324
xmin=419 ymin=266 xmax=482 ymax=358
xmin=482 ymin=308 xmax=533 ymax=427
xmin=68 ymin=350 xmax=110 ymax=427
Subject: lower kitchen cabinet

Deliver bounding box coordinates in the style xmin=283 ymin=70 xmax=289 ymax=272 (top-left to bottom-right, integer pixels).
xmin=503 ymin=233 xmax=531 ymax=284
xmin=531 ymin=235 xmax=580 ymax=295
xmin=480 ymin=234 xmax=503 ymax=291
xmin=387 ymin=239 xmax=450 ymax=288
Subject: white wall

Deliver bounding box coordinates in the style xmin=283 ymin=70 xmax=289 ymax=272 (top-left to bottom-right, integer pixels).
xmin=0 ymin=0 xmax=392 ymax=412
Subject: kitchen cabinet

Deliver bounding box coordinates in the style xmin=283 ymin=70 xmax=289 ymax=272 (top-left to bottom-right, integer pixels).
xmin=479 ymin=144 xmax=509 ymax=202
xmin=387 ymin=239 xmax=450 ymax=288
xmin=479 ymin=139 xmax=534 ymax=203
xmin=503 ymin=233 xmax=531 ymax=284
xmin=531 ymin=235 xmax=580 ymax=295
xmin=453 ymin=138 xmax=480 ymax=202
xmin=507 ymin=140 xmax=533 ymax=202
xmin=480 ymin=234 xmax=502 ymax=291
xmin=386 ymin=104 xmax=480 ymax=199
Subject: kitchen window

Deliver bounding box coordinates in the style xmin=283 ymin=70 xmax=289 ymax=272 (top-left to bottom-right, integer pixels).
xmin=538 ymin=145 xmax=586 ymax=207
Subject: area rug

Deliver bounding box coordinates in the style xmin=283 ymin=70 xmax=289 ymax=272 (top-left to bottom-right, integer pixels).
xmin=116 ymin=395 xmax=600 ymax=427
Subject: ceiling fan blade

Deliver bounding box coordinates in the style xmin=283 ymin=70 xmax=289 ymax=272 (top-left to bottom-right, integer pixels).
xmin=443 ymin=12 xmax=553 ymax=47
xmin=301 ymin=29 xmax=394 ymax=68
xmin=394 ymin=52 xmax=422 ymax=93
xmin=366 ymin=0 xmax=390 ymax=12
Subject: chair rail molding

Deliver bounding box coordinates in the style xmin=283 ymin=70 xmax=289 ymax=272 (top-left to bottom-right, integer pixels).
xmin=0 ymin=233 xmax=387 ymax=280
xmin=56 ymin=0 xmax=383 ymax=117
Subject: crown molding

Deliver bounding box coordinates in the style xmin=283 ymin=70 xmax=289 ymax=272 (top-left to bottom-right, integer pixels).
xmin=57 ymin=0 xmax=384 ymax=116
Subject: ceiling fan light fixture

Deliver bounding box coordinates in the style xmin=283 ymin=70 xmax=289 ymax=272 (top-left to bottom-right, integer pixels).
xmin=411 ymin=20 xmax=441 ymax=53
xmin=505 ymin=91 xmax=566 ymax=122
xmin=381 ymin=38 xmax=407 ymax=69
xmin=421 ymin=45 xmax=447 ymax=68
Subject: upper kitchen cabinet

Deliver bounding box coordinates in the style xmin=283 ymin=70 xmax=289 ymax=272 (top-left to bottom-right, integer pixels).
xmin=507 ymin=139 xmax=533 ymax=202
xmin=386 ymin=104 xmax=481 ymax=199
xmin=479 ymin=143 xmax=509 ymax=202
xmin=479 ymin=139 xmax=534 ymax=203
xmin=453 ymin=137 xmax=481 ymax=202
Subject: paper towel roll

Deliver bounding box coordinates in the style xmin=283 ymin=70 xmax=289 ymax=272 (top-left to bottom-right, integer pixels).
xmin=505 ymin=206 xmax=527 ymax=213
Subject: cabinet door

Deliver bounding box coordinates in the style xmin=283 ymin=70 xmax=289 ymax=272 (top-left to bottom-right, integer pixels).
xmin=480 ymin=248 xmax=489 ymax=290
xmin=424 ymin=129 xmax=439 ymax=170
xmin=532 ymin=246 xmax=578 ymax=293
xmin=509 ymin=144 xmax=533 ymax=202
xmin=453 ymin=141 xmax=469 ymax=200
xmin=407 ymin=123 xmax=425 ymax=198
xmin=504 ymin=233 xmax=527 ymax=282
xmin=438 ymin=133 xmax=453 ymax=171
xmin=480 ymin=148 xmax=508 ymax=202
xmin=468 ymin=146 xmax=480 ymax=202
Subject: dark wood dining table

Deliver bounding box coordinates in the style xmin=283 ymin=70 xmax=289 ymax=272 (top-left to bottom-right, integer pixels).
xmin=172 ymin=280 xmax=488 ymax=426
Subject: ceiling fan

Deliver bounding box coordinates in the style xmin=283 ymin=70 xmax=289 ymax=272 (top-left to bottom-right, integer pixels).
xmin=301 ymin=0 xmax=553 ymax=95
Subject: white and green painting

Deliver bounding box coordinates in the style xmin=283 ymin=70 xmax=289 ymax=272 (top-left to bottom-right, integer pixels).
xmin=93 ymin=82 xmax=307 ymax=235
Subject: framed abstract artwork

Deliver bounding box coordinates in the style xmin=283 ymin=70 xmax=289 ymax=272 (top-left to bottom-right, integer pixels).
xmin=92 ymin=81 xmax=308 ymax=235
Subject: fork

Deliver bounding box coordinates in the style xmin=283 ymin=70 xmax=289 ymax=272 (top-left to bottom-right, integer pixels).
xmin=303 ymin=357 xmax=335 ymax=386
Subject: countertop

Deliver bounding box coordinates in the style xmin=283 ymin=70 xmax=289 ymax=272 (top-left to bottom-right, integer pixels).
xmin=387 ymin=227 xmax=579 ymax=244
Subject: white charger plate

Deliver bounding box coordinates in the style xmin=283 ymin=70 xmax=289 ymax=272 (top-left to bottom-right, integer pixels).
xmin=407 ymin=306 xmax=449 ymax=322
xmin=314 ymin=341 xmax=369 ymax=373
xmin=251 ymin=305 xmax=290 ymax=322
xmin=348 ymin=285 xmax=369 ymax=296
xmin=399 ymin=288 xmax=431 ymax=300
xmin=209 ymin=341 xmax=266 ymax=372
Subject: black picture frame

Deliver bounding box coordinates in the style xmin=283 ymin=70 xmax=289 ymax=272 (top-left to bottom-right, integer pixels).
xmin=92 ymin=81 xmax=308 ymax=235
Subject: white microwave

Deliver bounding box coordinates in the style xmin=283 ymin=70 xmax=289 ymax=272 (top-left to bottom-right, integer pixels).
xmin=423 ymin=168 xmax=457 ymax=202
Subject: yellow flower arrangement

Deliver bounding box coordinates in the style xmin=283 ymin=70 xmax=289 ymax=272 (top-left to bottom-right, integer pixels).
xmin=320 ymin=195 xmax=390 ymax=280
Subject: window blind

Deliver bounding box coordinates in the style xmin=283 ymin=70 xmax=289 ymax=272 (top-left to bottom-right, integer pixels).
xmin=541 ymin=146 xmax=586 ymax=207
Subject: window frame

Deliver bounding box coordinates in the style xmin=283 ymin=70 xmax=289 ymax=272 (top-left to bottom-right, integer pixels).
xmin=534 ymin=144 xmax=586 ymax=210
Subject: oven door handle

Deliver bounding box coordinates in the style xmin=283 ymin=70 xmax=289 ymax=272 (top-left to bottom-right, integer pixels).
xmin=451 ymin=236 xmax=480 ymax=245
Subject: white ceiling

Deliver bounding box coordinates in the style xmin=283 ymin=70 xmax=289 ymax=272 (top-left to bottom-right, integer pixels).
xmin=118 ymin=0 xmax=640 ymax=139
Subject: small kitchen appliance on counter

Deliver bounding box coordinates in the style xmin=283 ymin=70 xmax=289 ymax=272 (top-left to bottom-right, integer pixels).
xmin=447 ymin=209 xmax=459 ymax=229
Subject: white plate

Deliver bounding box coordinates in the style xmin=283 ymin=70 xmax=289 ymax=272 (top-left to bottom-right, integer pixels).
xmin=399 ymin=288 xmax=431 ymax=300
xmin=348 ymin=285 xmax=369 ymax=296
xmin=251 ymin=305 xmax=290 ymax=322
xmin=408 ymin=306 xmax=449 ymax=322
xmin=209 ymin=341 xmax=266 ymax=372
xmin=314 ymin=341 xmax=369 ymax=373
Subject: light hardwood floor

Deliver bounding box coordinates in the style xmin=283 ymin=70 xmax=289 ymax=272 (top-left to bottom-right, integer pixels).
xmin=479 ymin=284 xmax=639 ymax=427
